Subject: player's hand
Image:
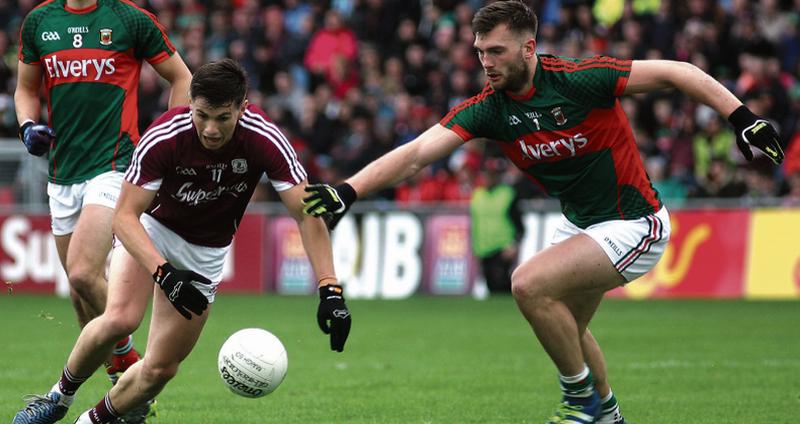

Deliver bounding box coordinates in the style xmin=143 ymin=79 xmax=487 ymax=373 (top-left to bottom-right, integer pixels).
xmin=727 ymin=105 xmax=784 ymax=165
xmin=317 ymin=284 xmax=351 ymax=352
xmin=19 ymin=121 xmax=54 ymax=157
xmin=302 ymin=183 xmax=357 ymax=230
xmin=153 ymin=262 xmax=211 ymax=320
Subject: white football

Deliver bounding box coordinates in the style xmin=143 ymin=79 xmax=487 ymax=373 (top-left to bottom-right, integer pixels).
xmin=217 ymin=328 xmax=288 ymax=398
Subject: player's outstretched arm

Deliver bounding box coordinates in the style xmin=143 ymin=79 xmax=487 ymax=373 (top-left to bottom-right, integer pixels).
xmin=152 ymin=53 xmax=192 ymax=108
xmin=625 ymin=60 xmax=741 ymax=117
xmin=624 ymin=60 xmax=783 ymax=164
xmin=348 ymin=124 xmax=464 ymax=196
xmin=302 ymin=124 xmax=464 ymax=228
xmin=281 ymin=181 xmax=352 ymax=352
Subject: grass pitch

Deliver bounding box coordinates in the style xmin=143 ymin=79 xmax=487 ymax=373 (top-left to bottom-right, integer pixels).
xmin=1 ymin=294 xmax=797 ymax=423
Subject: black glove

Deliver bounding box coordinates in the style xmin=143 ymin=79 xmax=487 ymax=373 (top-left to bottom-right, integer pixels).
xmin=317 ymin=284 xmax=351 ymax=352
xmin=302 ymin=183 xmax=357 ymax=230
xmin=728 ymin=105 xmax=784 ymax=165
xmin=19 ymin=121 xmax=54 ymax=157
xmin=153 ymin=262 xmax=211 ymax=320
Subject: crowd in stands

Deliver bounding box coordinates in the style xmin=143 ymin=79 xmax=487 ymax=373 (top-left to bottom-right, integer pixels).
xmin=1 ymin=0 xmax=800 ymax=207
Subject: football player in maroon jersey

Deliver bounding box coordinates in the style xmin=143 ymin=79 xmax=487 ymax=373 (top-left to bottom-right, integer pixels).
xmin=15 ymin=59 xmax=350 ymax=424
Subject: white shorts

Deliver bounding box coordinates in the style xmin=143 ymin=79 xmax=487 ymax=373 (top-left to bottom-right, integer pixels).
xmin=138 ymin=213 xmax=229 ymax=303
xmin=551 ymin=207 xmax=671 ymax=282
xmin=47 ymin=171 xmax=124 ymax=236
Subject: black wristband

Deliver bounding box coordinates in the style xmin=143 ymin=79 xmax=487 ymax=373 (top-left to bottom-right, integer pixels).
xmin=336 ymin=182 xmax=357 ymax=205
xmin=727 ymin=105 xmax=758 ymax=129
xmin=18 ymin=121 xmax=33 ymax=141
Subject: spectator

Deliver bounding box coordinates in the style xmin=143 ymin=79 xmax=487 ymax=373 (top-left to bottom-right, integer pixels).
xmin=470 ymin=157 xmax=524 ymax=294
xmin=205 ymin=10 xmax=233 ymax=62
xmin=692 ymin=114 xmax=735 ymax=180
xmin=267 ymin=69 xmax=305 ymax=122
xmin=699 ymin=157 xmax=748 ymax=198
xmin=284 ymin=0 xmax=313 ymax=37
xmin=646 ymin=156 xmax=688 ymax=208
xmin=304 ymin=9 xmax=358 ymax=89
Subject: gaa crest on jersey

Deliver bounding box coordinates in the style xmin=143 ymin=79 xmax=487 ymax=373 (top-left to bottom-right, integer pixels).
xmin=232 ymin=159 xmax=248 ymax=174
xmin=551 ymin=106 xmax=567 ymax=126
xmin=41 ymin=31 xmax=61 ymax=41
xmin=99 ymin=29 xmax=113 ymax=46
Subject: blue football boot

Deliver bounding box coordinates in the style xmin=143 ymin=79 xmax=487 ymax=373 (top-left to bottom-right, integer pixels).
xmin=13 ymin=391 xmax=69 ymax=424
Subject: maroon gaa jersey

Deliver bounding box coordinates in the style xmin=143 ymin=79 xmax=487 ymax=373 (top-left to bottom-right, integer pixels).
xmin=124 ymin=104 xmax=307 ymax=247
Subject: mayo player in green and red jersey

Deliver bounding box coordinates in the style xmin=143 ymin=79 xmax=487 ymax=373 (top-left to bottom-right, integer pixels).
xmin=302 ymin=1 xmax=784 ymax=423
xmin=14 ymin=0 xmax=190 ymax=422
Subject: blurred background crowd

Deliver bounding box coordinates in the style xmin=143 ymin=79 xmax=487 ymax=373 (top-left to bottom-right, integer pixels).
xmin=1 ymin=0 xmax=800 ymax=207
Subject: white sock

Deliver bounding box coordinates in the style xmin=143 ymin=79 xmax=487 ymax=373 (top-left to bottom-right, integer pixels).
xmin=559 ymin=364 xmax=590 ymax=384
xmin=601 ymin=390 xmax=614 ymax=404
xmin=74 ymin=411 xmax=93 ymax=424
xmin=558 ymin=365 xmax=594 ymax=398
xmin=50 ymin=383 xmax=74 ymax=407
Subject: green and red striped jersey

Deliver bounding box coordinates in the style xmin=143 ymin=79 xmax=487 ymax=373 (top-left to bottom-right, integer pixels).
xmin=18 ymin=0 xmax=176 ymax=184
xmin=441 ymin=54 xmax=662 ymax=228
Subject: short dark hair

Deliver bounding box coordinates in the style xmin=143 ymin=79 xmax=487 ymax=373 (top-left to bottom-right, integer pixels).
xmin=472 ymin=1 xmax=538 ymax=38
xmin=190 ymin=59 xmax=248 ymax=107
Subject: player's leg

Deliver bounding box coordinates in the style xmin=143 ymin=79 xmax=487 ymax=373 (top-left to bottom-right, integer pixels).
xmin=579 ymin=330 xmax=624 ymax=423
xmin=555 ymin=295 xmax=608 ymax=424
xmin=562 ymin=292 xmax=626 ymax=423
xmin=511 ymin=233 xmax=624 ymax=423
xmin=55 ymin=233 xmax=104 ymax=327
xmin=512 ymin=233 xmax=624 ymax=372
xmin=76 ymin=284 xmax=210 ymax=423
xmin=73 ymin=213 xmax=227 ymax=423
xmin=12 ymin=242 xmax=151 ymax=424
xmin=68 ymin=204 xmax=141 ymax=381
xmin=64 ymin=204 xmax=112 ymax=316
xmin=559 ymin=292 xmax=608 ymax=394
xmin=579 ymin=330 xmax=609 ymax=400
xmin=584 ymin=207 xmax=670 ymax=424
xmin=11 ymin=193 xmax=99 ymax=424
xmin=65 ymin=244 xmax=152 ymax=378
xmin=48 ymin=179 xmax=109 ymax=322
xmin=49 ymin=181 xmax=103 ymax=327
xmin=77 ymin=172 xmax=144 ymax=382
